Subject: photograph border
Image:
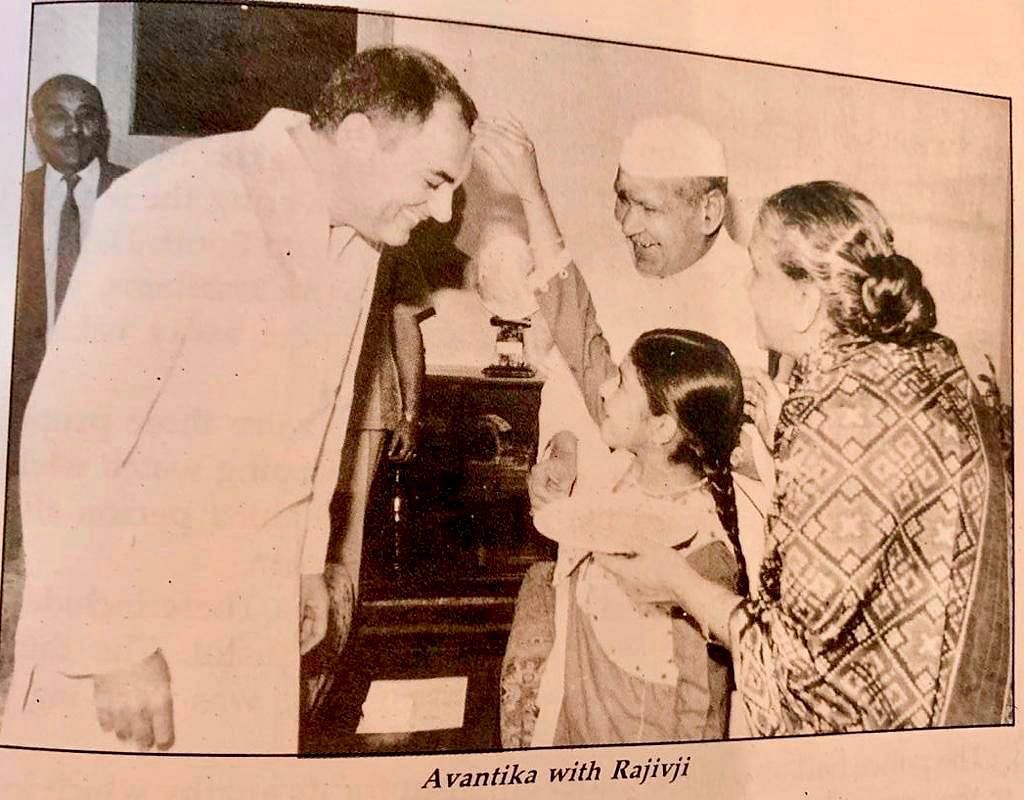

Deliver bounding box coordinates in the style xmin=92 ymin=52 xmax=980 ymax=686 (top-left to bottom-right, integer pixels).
xmin=0 ymin=1 xmax=1018 ymax=796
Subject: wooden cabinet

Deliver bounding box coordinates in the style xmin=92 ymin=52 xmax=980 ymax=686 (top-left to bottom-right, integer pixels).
xmin=304 ymin=368 xmax=555 ymax=753
xmin=359 ymin=367 xmax=554 ymax=613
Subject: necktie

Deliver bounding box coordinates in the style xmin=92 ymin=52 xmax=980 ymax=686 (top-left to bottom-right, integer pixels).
xmin=55 ymin=172 xmax=81 ymax=318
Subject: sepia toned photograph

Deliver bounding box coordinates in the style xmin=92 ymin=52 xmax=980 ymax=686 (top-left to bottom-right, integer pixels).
xmin=0 ymin=0 xmax=1013 ymax=775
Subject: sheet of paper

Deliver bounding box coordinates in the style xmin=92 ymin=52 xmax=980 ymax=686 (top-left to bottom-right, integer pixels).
xmin=355 ymin=676 xmax=468 ymax=734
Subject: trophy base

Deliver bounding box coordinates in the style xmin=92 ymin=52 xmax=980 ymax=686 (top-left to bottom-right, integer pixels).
xmin=482 ymin=364 xmax=537 ymax=379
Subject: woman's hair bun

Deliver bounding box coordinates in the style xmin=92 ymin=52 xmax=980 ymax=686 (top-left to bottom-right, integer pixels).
xmin=859 ymin=253 xmax=937 ymax=339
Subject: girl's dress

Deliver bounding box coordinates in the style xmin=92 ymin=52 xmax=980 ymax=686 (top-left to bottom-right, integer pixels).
xmin=533 ymin=474 xmax=739 ymax=744
xmin=499 ymin=252 xmax=749 ymax=747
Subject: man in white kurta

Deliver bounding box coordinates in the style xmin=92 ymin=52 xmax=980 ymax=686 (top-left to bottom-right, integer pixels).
xmin=537 ymin=117 xmax=765 ymax=542
xmin=1 ymin=46 xmax=475 ymax=753
xmin=527 ymin=116 xmax=767 ymax=745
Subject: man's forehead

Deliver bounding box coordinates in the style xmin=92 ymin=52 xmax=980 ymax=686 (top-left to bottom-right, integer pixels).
xmin=408 ymin=107 xmax=473 ymax=178
xmin=384 ymin=97 xmax=465 ymax=135
xmin=447 ymin=148 xmax=474 ymax=186
xmin=614 ymin=168 xmax=680 ymax=199
xmin=40 ymin=84 xmax=103 ymax=111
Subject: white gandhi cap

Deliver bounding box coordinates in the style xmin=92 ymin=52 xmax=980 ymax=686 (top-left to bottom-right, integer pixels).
xmin=618 ymin=115 xmax=727 ymax=180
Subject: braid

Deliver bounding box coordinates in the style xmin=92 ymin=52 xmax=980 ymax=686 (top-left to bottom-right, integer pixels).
xmin=704 ymin=460 xmax=748 ymax=597
xmin=627 ymin=329 xmax=748 ymax=595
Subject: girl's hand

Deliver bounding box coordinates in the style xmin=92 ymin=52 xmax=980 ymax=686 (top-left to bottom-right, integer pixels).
xmin=528 ymin=451 xmax=577 ymax=510
xmin=528 ymin=431 xmax=578 ymax=511
xmin=473 ymin=116 xmax=545 ymax=203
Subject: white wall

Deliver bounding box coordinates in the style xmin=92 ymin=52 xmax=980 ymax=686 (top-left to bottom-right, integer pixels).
xmin=395 ymin=17 xmax=1012 ymax=392
xmin=25 ymin=7 xmax=1009 ymax=389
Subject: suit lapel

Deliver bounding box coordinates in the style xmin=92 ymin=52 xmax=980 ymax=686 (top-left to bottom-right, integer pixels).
xmin=17 ymin=160 xmax=127 ymax=352
xmin=17 ymin=167 xmax=47 ymax=335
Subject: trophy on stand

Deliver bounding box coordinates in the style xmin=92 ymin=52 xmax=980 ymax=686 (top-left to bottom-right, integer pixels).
xmin=474 ymin=231 xmax=538 ymax=379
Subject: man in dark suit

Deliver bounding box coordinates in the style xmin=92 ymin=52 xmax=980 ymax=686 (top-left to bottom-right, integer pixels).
xmin=12 ymin=75 xmax=128 ymax=477
xmin=1 ymin=74 xmax=128 ymax=716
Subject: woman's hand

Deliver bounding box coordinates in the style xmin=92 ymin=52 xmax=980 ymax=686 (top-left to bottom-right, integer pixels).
xmin=591 ymin=548 xmax=689 ymax=606
xmin=473 ymin=116 xmax=545 ymax=203
xmin=594 ymin=544 xmax=744 ymax=647
xmin=742 ymin=368 xmax=785 ymax=448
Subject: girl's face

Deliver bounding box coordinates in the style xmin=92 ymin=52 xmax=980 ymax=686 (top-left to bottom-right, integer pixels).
xmin=598 ymin=355 xmax=659 ymax=453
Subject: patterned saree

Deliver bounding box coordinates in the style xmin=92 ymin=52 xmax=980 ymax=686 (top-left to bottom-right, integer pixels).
xmin=730 ymin=333 xmax=1011 ymax=735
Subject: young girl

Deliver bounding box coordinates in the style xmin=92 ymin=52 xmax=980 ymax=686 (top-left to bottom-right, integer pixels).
xmin=534 ymin=329 xmax=748 ymax=744
xmin=475 ymin=117 xmax=748 ymax=744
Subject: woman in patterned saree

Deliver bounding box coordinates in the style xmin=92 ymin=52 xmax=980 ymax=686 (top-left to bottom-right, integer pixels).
xmin=598 ymin=180 xmax=1011 ymax=735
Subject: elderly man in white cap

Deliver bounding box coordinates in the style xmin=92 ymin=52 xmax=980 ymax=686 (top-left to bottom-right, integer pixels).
xmin=476 ymin=114 xmax=765 ymax=531
xmin=544 ymin=116 xmax=761 ymax=483
xmin=475 ymin=115 xmax=766 ymax=746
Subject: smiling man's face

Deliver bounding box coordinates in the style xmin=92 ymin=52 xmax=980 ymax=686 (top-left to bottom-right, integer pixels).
xmin=612 ymin=168 xmax=707 ymax=278
xmin=341 ymin=98 xmax=473 ymax=247
xmin=31 ymin=79 xmax=108 ymax=176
